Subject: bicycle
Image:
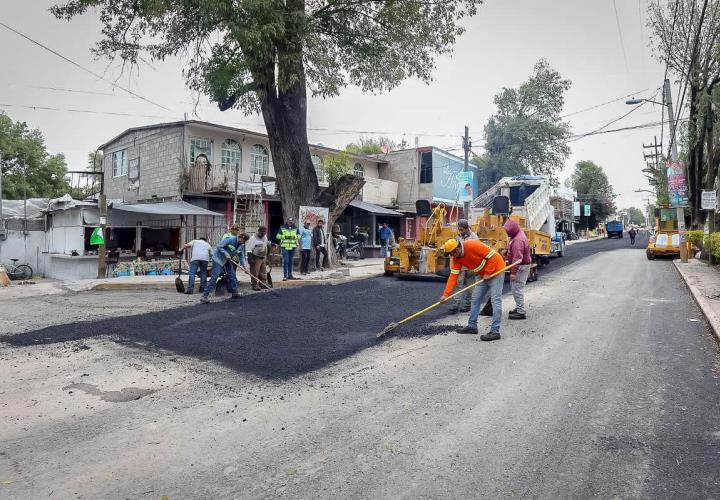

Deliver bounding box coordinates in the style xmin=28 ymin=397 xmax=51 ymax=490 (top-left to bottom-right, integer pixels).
xmin=5 ymin=258 xmax=33 ymax=281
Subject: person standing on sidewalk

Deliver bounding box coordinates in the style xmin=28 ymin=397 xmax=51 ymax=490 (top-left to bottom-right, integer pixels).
xmin=299 ymin=220 xmax=313 ymax=275
xmin=277 ymin=218 xmax=299 ymax=281
xmin=449 ymin=219 xmax=478 ymax=313
xmin=246 ymin=226 xmax=270 ymax=291
xmin=200 ymin=226 xmax=246 ymax=303
xmin=180 ymin=237 xmax=211 ymax=294
xmin=439 ymin=238 xmax=506 ymax=341
xmin=312 ymin=219 xmax=329 ymax=271
xmin=379 ymin=222 xmax=393 ymax=258
xmin=503 ymin=218 xmax=532 ymax=320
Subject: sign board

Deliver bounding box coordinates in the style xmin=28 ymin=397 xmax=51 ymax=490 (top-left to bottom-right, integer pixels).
xmin=573 ymin=201 xmax=581 ymax=217
xmin=430 ymin=149 xmax=479 ymax=205
xmin=584 ymin=204 xmax=591 ymax=216
xmin=701 ymin=190 xmax=717 ymax=210
xmin=299 ymin=206 xmax=329 ymax=234
xmin=456 ymin=171 xmax=474 ymax=202
xmin=666 ymin=160 xmax=689 ymax=206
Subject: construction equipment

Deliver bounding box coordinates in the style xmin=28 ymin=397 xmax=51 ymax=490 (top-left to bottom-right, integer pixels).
xmin=376 ymin=261 xmax=519 ymax=339
xmin=646 ymin=206 xmax=681 ymax=260
xmin=383 ymin=201 xmax=460 ymax=280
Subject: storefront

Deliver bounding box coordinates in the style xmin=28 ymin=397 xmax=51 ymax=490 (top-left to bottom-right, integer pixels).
xmin=335 ymin=200 xmax=404 ymax=257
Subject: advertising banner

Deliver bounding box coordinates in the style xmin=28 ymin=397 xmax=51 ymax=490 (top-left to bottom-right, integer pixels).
xmin=299 ymin=206 xmax=329 ymax=234
xmin=431 ymin=149 xmax=478 ymax=205
xmin=666 ymin=160 xmax=689 ymax=207
xmin=701 ymin=190 xmax=717 ymax=211
xmin=573 ymin=201 xmax=581 ymax=217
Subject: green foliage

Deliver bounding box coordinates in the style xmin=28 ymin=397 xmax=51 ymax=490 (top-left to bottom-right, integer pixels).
xmin=0 ymin=112 xmax=70 ymax=199
xmin=345 ymin=136 xmax=408 ymax=155
xmin=324 ymin=151 xmax=351 ymax=183
xmin=476 ymin=59 xmax=571 ymax=192
xmin=625 ymin=206 xmax=646 ymax=226
xmin=52 ymin=1 xmax=482 ymax=113
xmin=686 ymin=230 xmax=705 ymax=245
xmin=704 ymin=233 xmax=720 ymax=260
xmin=572 ymin=160 xmax=616 ymax=227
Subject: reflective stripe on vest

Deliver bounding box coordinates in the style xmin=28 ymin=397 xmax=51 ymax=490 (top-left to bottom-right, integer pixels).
xmin=279 ymin=227 xmax=298 ymax=249
xmin=471 ymin=249 xmax=497 ymax=273
xmin=221 ymin=232 xmax=237 ymax=252
xmin=450 ymin=269 xmax=461 ymax=275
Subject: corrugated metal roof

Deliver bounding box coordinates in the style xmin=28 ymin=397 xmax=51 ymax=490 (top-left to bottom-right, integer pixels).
xmin=349 ymin=200 xmax=403 ymax=216
xmin=111 ymin=201 xmax=223 ymax=217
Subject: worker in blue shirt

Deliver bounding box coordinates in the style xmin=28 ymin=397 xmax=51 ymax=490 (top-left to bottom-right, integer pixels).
xmin=299 ymin=220 xmax=313 ymax=275
xmin=200 ymin=224 xmax=248 ymax=303
xmin=378 ymin=222 xmax=394 ymax=258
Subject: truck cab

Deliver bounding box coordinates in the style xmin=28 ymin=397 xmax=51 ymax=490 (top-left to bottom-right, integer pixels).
xmin=646 ymin=207 xmax=680 ymax=260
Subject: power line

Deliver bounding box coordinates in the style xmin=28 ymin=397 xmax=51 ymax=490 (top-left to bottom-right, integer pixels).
xmin=560 ymin=88 xmax=652 ymax=119
xmin=0 ymin=102 xmax=174 ymax=120
xmin=0 ymin=21 xmax=172 ymax=112
xmin=612 ymin=0 xmax=631 ymax=74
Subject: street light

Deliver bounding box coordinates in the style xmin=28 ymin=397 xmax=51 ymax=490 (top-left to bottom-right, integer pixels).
xmin=626 ymin=97 xmax=664 ymax=106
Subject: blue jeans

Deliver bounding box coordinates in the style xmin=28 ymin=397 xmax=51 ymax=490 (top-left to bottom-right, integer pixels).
xmin=282 ymin=248 xmax=295 ymax=278
xmin=380 ymin=238 xmax=389 ymax=257
xmin=187 ymin=259 xmax=208 ymax=292
xmin=202 ymin=260 xmax=237 ymax=298
xmin=468 ymin=273 xmax=504 ymax=333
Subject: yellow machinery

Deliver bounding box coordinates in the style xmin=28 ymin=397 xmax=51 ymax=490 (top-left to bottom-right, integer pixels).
xmin=383 ymin=200 xmax=551 ymax=280
xmin=646 ymin=206 xmax=680 ymax=260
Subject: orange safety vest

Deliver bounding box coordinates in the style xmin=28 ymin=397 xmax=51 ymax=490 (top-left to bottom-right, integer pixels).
xmin=443 ymin=239 xmax=505 ymax=297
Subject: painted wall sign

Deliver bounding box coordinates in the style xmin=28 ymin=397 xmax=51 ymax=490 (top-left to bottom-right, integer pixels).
xmin=666 ymin=160 xmax=689 ymax=207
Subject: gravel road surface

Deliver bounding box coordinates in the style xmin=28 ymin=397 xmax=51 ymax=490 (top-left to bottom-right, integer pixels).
xmin=2 ymin=233 xmax=719 ymax=498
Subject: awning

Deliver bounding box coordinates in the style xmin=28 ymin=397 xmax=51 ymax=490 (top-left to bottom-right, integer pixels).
xmin=111 ymin=201 xmax=223 ymax=217
xmin=349 ymin=200 xmax=403 ymax=216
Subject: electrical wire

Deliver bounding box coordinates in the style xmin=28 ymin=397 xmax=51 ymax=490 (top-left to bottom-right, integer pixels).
xmin=613 ymin=0 xmax=631 ymax=74
xmin=0 ymin=21 xmax=171 ymax=112
xmin=560 ymin=88 xmax=652 ymax=119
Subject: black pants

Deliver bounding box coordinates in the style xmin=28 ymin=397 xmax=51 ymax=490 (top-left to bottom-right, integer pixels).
xmin=315 ymin=246 xmax=329 ymax=270
xmin=300 ymin=249 xmax=311 ymax=273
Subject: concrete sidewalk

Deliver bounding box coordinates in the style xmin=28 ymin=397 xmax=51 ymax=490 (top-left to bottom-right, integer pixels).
xmin=0 ymin=258 xmax=386 ymax=299
xmin=674 ymin=258 xmax=720 ymax=343
xmin=565 ymin=235 xmax=603 ymax=246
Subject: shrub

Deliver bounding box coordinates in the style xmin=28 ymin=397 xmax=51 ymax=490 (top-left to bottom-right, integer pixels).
xmin=703 ymin=233 xmax=720 ymax=260
xmin=686 ymin=230 xmax=705 ymax=246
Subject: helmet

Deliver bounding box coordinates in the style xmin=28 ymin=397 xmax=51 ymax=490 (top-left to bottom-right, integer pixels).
xmin=442 ymin=238 xmax=460 ymax=253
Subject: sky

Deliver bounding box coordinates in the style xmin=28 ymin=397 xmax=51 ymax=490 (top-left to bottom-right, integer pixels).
xmin=0 ymin=0 xmax=676 ymax=209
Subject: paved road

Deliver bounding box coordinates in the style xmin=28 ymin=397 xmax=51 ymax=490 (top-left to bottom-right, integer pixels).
xmin=2 ymin=233 xmax=719 ymax=498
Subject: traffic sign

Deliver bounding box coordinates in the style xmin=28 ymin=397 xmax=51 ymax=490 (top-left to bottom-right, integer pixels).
xmin=584 ymin=204 xmax=591 ymax=216
xmin=701 ymin=190 xmax=716 ymax=210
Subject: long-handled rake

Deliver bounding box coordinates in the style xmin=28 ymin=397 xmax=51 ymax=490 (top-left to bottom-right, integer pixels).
xmin=376 ymin=261 xmax=520 ymax=339
xmin=228 ymin=259 xmax=280 ymax=296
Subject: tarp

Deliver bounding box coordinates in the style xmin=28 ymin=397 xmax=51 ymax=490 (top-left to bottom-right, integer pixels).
xmin=235 ymin=180 xmax=277 ymax=197
xmin=111 ymin=200 xmax=223 ymax=217
xmin=1 ymin=194 xmax=93 ymax=220
xmin=349 ymin=200 xmax=403 ymax=216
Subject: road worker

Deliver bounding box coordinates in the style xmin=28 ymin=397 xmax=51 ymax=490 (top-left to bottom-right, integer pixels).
xmin=439 ymin=238 xmax=506 ymax=341
xmin=277 ymin=217 xmax=300 ymax=280
xmin=449 ymin=219 xmax=479 ymax=314
xmin=200 ymin=226 xmax=246 ymax=304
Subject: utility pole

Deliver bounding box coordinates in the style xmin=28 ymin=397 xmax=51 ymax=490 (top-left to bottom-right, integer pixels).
xmin=96 ymin=173 xmax=107 ymax=279
xmin=665 ymin=78 xmax=688 ymax=262
xmin=0 ymin=152 xmax=3 ymax=265
xmin=232 ymin=146 xmax=242 ymax=224
xmin=462 ymin=126 xmax=470 ymax=219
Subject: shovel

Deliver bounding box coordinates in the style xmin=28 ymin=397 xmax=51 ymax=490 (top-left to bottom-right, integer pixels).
xmin=175 ymin=254 xmax=185 ymax=293
xmin=376 ymin=261 xmax=520 ymax=339
xmin=229 ymin=259 xmax=280 ymax=296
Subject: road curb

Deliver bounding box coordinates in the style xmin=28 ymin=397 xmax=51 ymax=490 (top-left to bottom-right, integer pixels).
xmin=673 ymin=259 xmax=720 ymax=344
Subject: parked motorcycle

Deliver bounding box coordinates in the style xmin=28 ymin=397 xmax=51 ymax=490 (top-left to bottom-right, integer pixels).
xmin=335 ymin=234 xmax=365 ymax=260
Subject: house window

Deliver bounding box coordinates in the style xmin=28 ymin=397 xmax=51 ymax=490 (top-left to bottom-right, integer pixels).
xmin=250 ymin=144 xmax=269 ymax=176
xmin=221 ymin=140 xmax=241 ymax=171
xmin=190 ymin=137 xmax=212 ymax=163
xmin=312 ymin=155 xmax=325 ymax=183
xmin=112 ymin=150 xmax=128 ymax=177
xmin=354 ymin=162 xmax=364 ymax=178
xmin=419 ymin=151 xmax=433 ymax=183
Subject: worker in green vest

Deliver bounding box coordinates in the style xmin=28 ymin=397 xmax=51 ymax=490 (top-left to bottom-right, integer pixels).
xmin=277 ymin=217 xmax=300 ymax=281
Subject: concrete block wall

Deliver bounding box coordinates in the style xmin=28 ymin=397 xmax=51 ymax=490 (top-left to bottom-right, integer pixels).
xmin=101 ymin=125 xmax=184 ymax=203
xmin=380 ymin=149 xmax=430 ymax=212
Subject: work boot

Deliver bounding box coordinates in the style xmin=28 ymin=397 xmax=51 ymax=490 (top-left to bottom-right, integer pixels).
xmin=509 ymin=311 xmax=526 ymax=320
xmin=509 ymin=308 xmax=517 ymax=314
xmin=200 ymin=297 xmax=210 ymax=304
xmin=282 ymin=277 xmax=288 ymax=281
xmin=456 ymin=325 xmax=478 ymax=335
xmin=230 ymin=293 xmax=241 ymax=300
xmin=289 ymin=276 xmax=300 ymax=280
xmin=480 ymin=332 xmax=501 ymax=341
xmin=184 ymin=289 xmax=194 ymax=295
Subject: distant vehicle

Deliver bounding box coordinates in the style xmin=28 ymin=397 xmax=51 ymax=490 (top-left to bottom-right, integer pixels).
xmin=605 ymin=220 xmax=624 ymax=239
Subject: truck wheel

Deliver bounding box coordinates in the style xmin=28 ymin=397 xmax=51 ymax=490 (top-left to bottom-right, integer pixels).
xmin=557 ymin=250 xmax=563 ymax=257
xmin=646 ymin=251 xmax=655 ymax=260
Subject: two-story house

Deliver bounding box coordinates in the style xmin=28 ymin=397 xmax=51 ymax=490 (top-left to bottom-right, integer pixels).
xmin=98 ymin=120 xmax=402 ymax=249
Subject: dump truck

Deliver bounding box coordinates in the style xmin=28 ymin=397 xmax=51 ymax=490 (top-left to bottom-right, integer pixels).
xmin=605 ymin=220 xmax=624 ymax=238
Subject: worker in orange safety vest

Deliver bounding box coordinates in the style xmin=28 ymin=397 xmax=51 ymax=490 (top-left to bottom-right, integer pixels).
xmin=439 ymin=238 xmax=506 ymax=341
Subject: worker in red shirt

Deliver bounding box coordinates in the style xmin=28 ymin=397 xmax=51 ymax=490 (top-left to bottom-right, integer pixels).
xmin=503 ymin=218 xmax=532 ymax=319
xmin=440 ymin=238 xmax=506 ymax=341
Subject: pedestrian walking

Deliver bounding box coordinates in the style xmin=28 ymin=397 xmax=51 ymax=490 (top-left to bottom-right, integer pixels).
xmin=379 ymin=222 xmax=393 ymax=258
xmin=179 ymin=237 xmax=211 ymax=294
xmin=246 ymin=226 xmax=271 ymax=291
xmin=277 ymin=217 xmax=300 ymax=281
xmin=312 ymin=219 xmax=329 ymax=271
xmin=628 ymin=227 xmax=637 ymax=245
xmin=449 ymin=219 xmax=478 ymax=313
xmin=503 ymin=219 xmax=532 ymax=320
xmin=200 ymin=225 xmax=246 ymax=303
xmin=299 ymin=220 xmax=313 ymax=275
xmin=439 ymin=238 xmax=506 ymax=341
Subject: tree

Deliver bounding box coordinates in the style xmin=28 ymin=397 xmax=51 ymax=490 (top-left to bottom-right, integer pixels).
xmin=475 ymin=59 xmax=572 ymax=192
xmin=324 ymin=151 xmax=351 ymax=183
xmin=624 ymin=206 xmax=646 ymax=226
xmin=0 ymin=112 xmax=70 ymax=200
xmin=53 ymin=1 xmax=481 ymax=226
xmin=571 ymin=160 xmax=617 ymax=229
xmin=345 ymin=136 xmax=409 ymax=155
xmin=648 ymin=0 xmax=720 ymax=227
